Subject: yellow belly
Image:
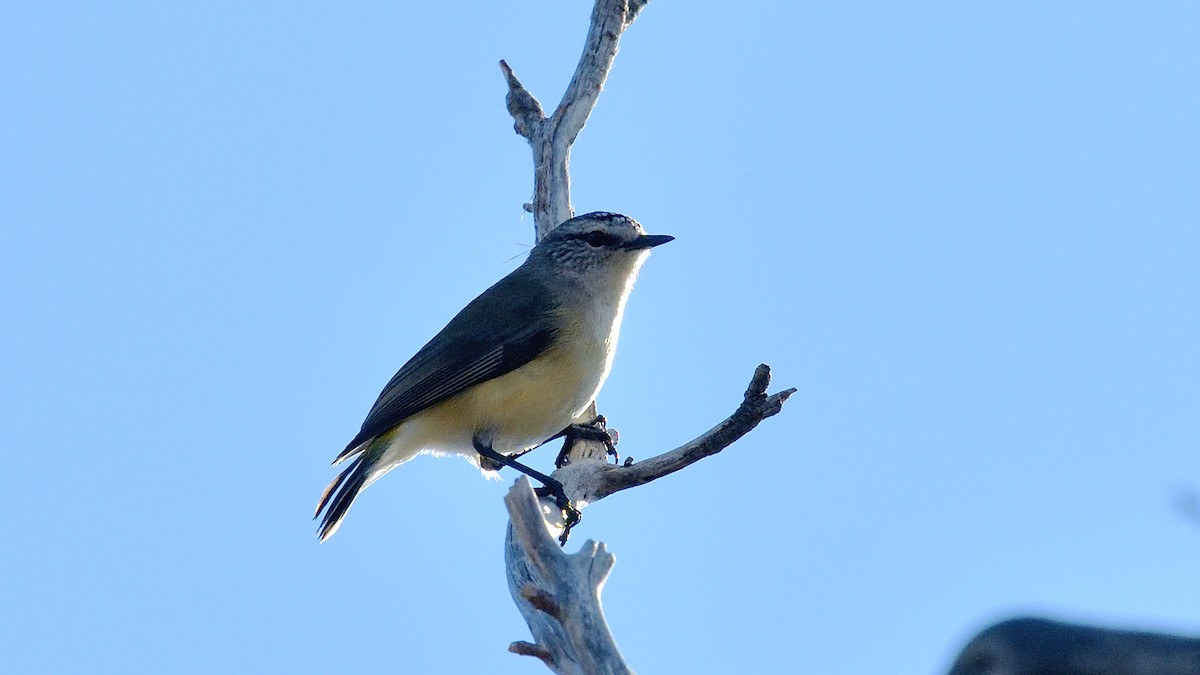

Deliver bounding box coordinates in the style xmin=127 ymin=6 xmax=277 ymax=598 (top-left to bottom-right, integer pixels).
xmin=452 ymin=336 xmax=607 ymax=451
xmin=385 ymin=331 xmax=610 ymax=463
xmin=365 ymin=293 xmax=628 ymax=481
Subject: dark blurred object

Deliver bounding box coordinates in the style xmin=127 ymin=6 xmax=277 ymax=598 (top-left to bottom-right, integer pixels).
xmin=948 ymin=616 xmax=1200 ymax=675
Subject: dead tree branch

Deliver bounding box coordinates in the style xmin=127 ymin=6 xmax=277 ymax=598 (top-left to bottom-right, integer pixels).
xmin=504 ymin=478 xmax=629 ymax=675
xmin=501 ymin=0 xmax=648 ymax=239
xmin=571 ymin=364 xmax=796 ymax=503
xmin=498 ymin=2 xmax=794 ymax=672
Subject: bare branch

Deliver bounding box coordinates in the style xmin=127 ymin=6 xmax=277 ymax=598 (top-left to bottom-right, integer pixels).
xmin=538 ymin=364 xmax=795 ymax=509
xmin=553 ymin=0 xmax=646 ymax=147
xmin=596 ymin=364 xmax=795 ymax=498
xmin=509 ymin=641 xmax=554 ymax=665
xmin=504 ymin=478 xmax=630 ymax=675
xmin=502 ymin=0 xmax=647 ymax=239
xmin=498 ymin=6 xmax=652 ymax=671
xmin=496 ymin=4 xmax=797 ymax=672
xmin=500 ymin=59 xmax=544 ymax=141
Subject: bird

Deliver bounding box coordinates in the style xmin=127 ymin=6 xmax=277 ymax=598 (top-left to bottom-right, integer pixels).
xmin=315 ymin=211 xmax=673 ymax=541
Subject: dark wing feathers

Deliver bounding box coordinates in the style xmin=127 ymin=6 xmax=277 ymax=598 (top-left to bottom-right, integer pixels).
xmin=336 ymin=267 xmax=559 ymax=460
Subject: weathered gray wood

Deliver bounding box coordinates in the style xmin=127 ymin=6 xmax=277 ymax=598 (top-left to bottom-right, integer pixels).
xmin=499 ymin=5 xmax=648 ymax=670
xmin=501 ymin=364 xmax=793 ymax=673
xmin=498 ymin=2 xmax=794 ymax=672
xmin=571 ymin=364 xmax=795 ymax=502
xmin=501 ymin=0 xmax=648 ymax=240
xmin=504 ymin=478 xmax=630 ymax=675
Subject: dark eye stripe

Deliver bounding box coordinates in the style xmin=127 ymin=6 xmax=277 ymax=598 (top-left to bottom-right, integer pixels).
xmin=581 ymin=230 xmax=620 ymax=247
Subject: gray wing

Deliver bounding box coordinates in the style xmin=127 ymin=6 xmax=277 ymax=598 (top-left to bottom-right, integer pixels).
xmin=335 ymin=266 xmax=559 ymax=461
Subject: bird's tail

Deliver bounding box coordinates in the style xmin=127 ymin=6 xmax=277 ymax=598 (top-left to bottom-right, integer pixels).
xmin=314 ymin=448 xmax=378 ymax=542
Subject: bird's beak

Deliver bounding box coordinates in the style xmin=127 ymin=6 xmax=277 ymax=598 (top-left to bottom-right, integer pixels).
xmin=621 ymin=234 xmax=675 ymax=250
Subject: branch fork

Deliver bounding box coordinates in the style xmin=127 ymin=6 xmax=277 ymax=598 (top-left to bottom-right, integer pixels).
xmin=501 ymin=0 xmax=649 ymax=239
xmin=502 ymin=365 xmax=793 ymax=673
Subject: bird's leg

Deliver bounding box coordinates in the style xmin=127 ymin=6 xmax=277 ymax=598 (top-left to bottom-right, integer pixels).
xmin=552 ymin=414 xmax=620 ymax=468
xmin=472 ymin=437 xmax=581 ymax=546
xmin=479 ymin=445 xmax=534 ymax=472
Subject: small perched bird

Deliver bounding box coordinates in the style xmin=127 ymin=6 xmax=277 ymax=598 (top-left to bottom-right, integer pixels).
xmin=315 ymin=212 xmax=672 ymax=541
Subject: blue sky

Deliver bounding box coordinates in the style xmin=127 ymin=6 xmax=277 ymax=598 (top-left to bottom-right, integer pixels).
xmin=3 ymin=2 xmax=1198 ymax=673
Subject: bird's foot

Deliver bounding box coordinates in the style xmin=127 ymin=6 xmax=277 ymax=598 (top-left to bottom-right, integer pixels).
xmin=554 ymin=415 xmax=620 ymax=468
xmin=534 ymin=481 xmax=582 ymax=546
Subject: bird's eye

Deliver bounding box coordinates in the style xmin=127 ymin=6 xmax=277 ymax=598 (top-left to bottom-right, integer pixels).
xmin=584 ymin=231 xmax=616 ymax=248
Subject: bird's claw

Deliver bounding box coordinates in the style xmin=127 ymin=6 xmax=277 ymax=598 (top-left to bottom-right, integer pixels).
xmin=557 ymin=498 xmax=582 ymax=546
xmin=554 ymin=415 xmax=620 ymax=468
xmin=534 ymin=483 xmax=583 ymax=546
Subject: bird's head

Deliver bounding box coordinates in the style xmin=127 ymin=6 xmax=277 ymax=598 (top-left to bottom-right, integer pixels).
xmin=532 ymin=212 xmax=673 ymax=284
